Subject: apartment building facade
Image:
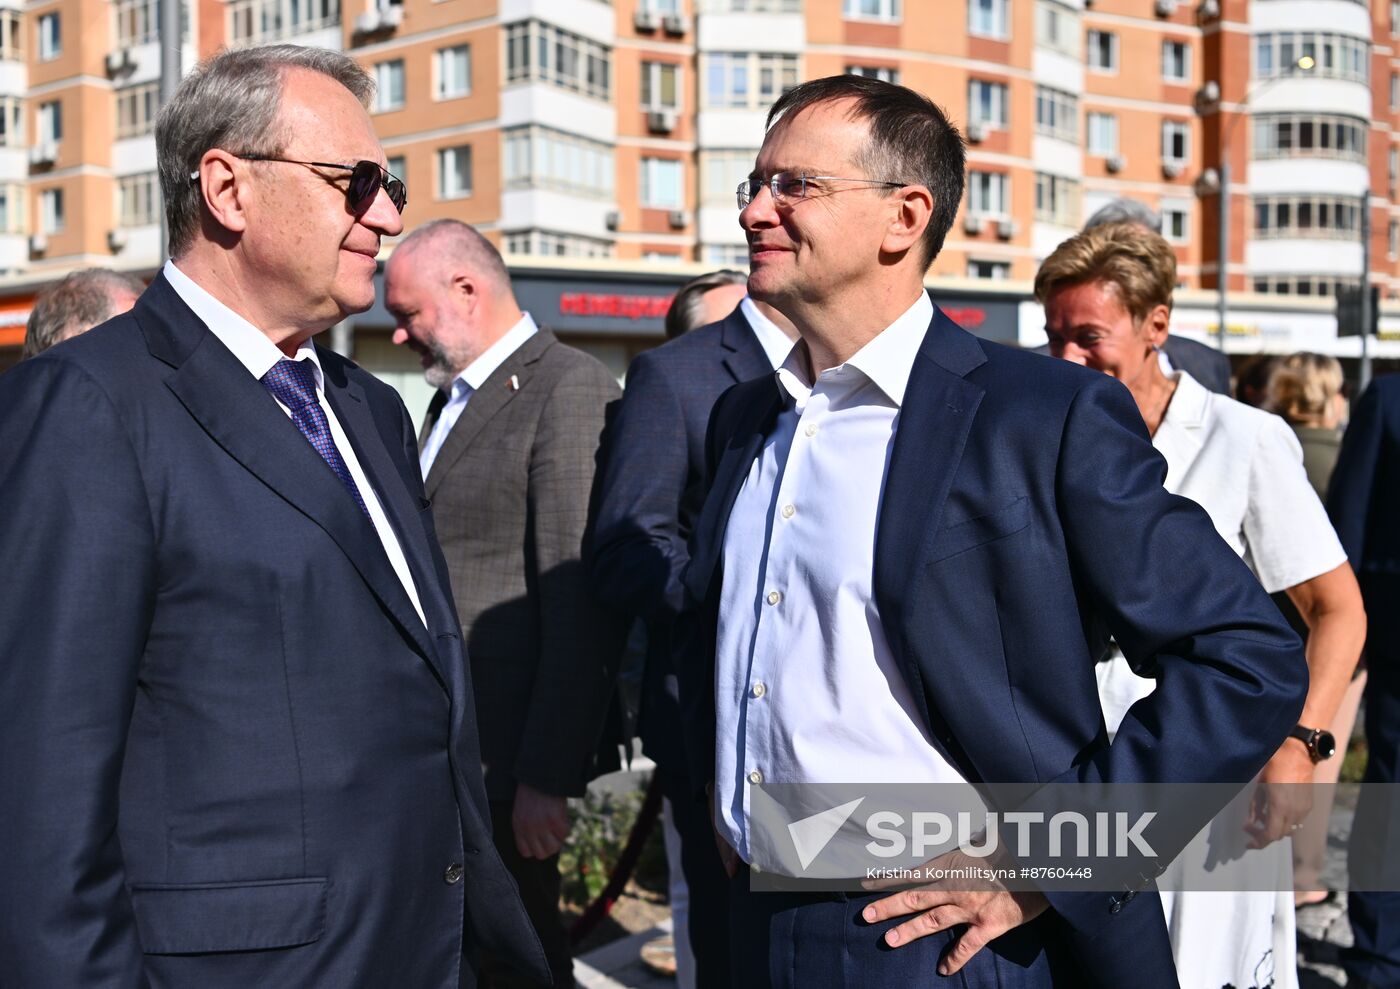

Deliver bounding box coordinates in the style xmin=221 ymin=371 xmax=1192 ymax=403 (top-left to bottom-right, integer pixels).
xmin=0 ymin=0 xmax=1398 ymax=370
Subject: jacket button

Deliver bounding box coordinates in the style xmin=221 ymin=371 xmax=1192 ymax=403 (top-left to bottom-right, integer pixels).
xmin=1109 ymin=898 xmax=1123 ymax=914
xmin=444 ymin=862 xmax=464 ymax=884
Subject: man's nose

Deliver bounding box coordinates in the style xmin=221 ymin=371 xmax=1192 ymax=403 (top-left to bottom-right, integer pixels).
xmin=363 ymin=182 xmax=405 ymax=237
xmin=740 ymin=183 xmax=778 ymax=231
xmin=1058 ymin=341 xmax=1088 ymax=365
xmin=391 ymin=327 xmax=409 ymax=346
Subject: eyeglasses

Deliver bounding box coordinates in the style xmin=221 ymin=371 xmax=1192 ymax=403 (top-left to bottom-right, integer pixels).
xmin=736 ymin=171 xmax=908 ymax=209
xmin=192 ymin=155 xmax=408 ymax=214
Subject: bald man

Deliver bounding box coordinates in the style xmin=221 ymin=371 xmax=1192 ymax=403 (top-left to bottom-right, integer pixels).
xmin=386 ymin=220 xmax=624 ymax=989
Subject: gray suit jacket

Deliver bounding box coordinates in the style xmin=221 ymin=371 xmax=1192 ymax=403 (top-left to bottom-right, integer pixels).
xmin=421 ymin=328 xmax=624 ymax=800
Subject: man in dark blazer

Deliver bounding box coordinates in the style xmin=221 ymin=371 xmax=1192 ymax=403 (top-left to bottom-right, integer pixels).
xmin=386 ymin=219 xmax=623 ymax=989
xmin=590 ymin=273 xmax=796 ymax=986
xmin=0 ymin=47 xmax=547 ymax=988
xmin=1328 ymin=374 xmax=1400 ymax=988
xmin=680 ymin=74 xmax=1306 ymax=988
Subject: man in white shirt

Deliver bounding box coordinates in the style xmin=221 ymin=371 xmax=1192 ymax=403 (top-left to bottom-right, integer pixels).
xmin=0 ymin=45 xmax=548 ymax=988
xmin=678 ymin=74 xmax=1307 ymax=988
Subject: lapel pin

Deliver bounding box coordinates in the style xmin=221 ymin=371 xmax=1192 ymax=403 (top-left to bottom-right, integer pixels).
xmin=507 ymin=374 xmax=520 ymax=392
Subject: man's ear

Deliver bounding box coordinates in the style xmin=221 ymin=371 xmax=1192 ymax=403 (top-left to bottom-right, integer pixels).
xmin=450 ymin=271 xmax=479 ymax=314
xmin=882 ymin=184 xmax=934 ymax=258
xmin=195 ymin=149 xmax=249 ymax=236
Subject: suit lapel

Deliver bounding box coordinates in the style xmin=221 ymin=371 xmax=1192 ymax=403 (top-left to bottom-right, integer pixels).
xmin=423 ymin=331 xmax=552 ymax=500
xmin=721 ymin=308 xmax=775 ymax=384
xmin=1150 ymin=371 xmax=1209 ymax=489
xmin=419 ymin=388 xmax=448 ymax=449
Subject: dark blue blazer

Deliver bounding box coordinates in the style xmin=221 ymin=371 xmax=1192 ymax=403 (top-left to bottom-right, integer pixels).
xmin=0 ymin=275 xmax=548 ymax=988
xmin=679 ymin=304 xmax=1306 ymax=982
xmin=589 ymin=307 xmax=772 ymax=771
xmin=1329 ymin=374 xmax=1400 ymax=576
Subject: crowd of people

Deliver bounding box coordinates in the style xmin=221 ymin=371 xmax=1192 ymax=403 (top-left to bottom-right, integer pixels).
xmin=0 ymin=45 xmax=1394 ymax=989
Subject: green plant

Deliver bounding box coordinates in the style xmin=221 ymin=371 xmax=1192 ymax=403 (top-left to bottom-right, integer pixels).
xmin=560 ymin=782 xmax=648 ymax=908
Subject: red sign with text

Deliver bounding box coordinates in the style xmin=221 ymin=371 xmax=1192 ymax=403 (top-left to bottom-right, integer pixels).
xmin=559 ymin=292 xmax=674 ymax=321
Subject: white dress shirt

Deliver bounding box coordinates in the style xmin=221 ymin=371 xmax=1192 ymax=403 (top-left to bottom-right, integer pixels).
xmin=419 ymin=313 xmax=538 ymax=477
xmin=740 ymin=295 xmax=796 ymax=370
xmin=714 ymin=290 xmax=968 ymax=864
xmin=163 ymin=260 xmax=426 ymax=625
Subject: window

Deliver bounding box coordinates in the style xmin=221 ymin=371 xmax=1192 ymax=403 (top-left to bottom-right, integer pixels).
xmin=1086 ymin=112 xmax=1117 ymax=155
xmin=701 ymin=150 xmax=754 ymax=205
xmin=0 ymin=97 xmax=21 ymax=147
xmin=641 ymin=157 xmax=684 ymax=208
xmin=967 ymin=170 xmax=1009 ymax=216
xmin=37 ymin=100 xmax=61 ymax=145
xmin=1254 ymin=31 xmax=1369 ymax=84
xmin=1392 ymin=147 xmax=1399 ymax=191
xmin=118 ymin=172 xmax=158 ymax=227
xmin=846 ymin=65 xmax=899 ymax=84
xmin=1162 ymin=39 xmax=1190 ymax=82
xmin=968 ymin=258 xmax=1010 ymax=280
xmin=1162 ymin=202 xmax=1189 ymax=242
xmin=0 ymin=10 xmax=20 ymax=59
xmin=1253 ymin=194 xmax=1361 ymax=240
xmin=373 ymin=60 xmax=404 ymax=112
xmin=704 ymin=244 xmax=750 ymax=267
xmin=504 ymin=126 xmax=615 ymax=198
xmin=639 ymin=0 xmax=681 ymax=12
xmin=115 ymin=0 xmax=160 ymax=46
xmin=968 ymin=0 xmax=1008 ymax=39
xmin=38 ymin=13 xmax=60 ymax=60
xmin=1034 ymin=172 xmax=1078 ymax=226
xmin=1390 ymin=220 xmax=1399 ymax=258
xmin=387 ymin=155 xmax=406 ymax=184
xmin=0 ymin=185 xmax=22 ymax=233
xmin=1252 ymin=113 xmax=1367 ymax=162
xmin=504 ymin=230 xmax=613 ymax=258
xmin=1162 ymin=120 xmax=1189 ymax=164
xmin=1035 ymin=86 xmax=1077 ymax=142
xmin=1035 ymin=2 xmax=1077 ymax=57
xmin=1086 ymin=29 xmax=1117 ymax=72
xmin=1393 ymin=72 xmax=1398 ymax=111
xmin=700 ymin=0 xmax=800 ymax=10
xmin=40 ymin=188 xmax=63 ymax=233
xmin=505 ymin=21 xmax=612 ymax=100
xmin=115 ymin=83 xmax=159 ymax=140
xmin=435 ymin=45 xmax=470 ymax=100
xmin=968 ymin=79 xmax=1008 ymax=128
xmin=1253 ymin=274 xmax=1356 ymax=296
xmin=642 ymin=61 xmax=680 ymax=110
xmin=843 ymin=0 xmax=899 ymax=19
xmin=227 ymin=0 xmax=340 ymax=46
xmin=1393 ymin=1 xmax=1399 ymax=34
xmin=704 ymin=52 xmax=799 ymax=110
xmin=436 ymin=145 xmax=472 ymax=199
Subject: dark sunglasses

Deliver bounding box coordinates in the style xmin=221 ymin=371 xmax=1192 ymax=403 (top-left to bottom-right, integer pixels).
xmin=192 ymin=154 xmax=408 ymax=214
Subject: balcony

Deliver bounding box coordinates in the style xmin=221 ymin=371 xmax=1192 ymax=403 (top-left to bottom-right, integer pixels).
xmin=226 ymin=0 xmax=341 ymax=49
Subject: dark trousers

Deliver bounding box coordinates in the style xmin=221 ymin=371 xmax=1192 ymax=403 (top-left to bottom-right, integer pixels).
xmin=657 ymin=763 xmax=733 ymax=989
xmin=478 ymin=799 xmax=574 ymax=989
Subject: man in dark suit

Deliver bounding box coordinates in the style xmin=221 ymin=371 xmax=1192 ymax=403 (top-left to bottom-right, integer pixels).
xmin=0 ymin=46 xmax=546 ymax=988
xmin=386 ymin=219 xmax=623 ymax=989
xmin=1328 ymin=374 xmax=1400 ymax=988
xmin=590 ymin=272 xmax=797 ymax=986
xmin=679 ymin=74 xmax=1306 ymax=988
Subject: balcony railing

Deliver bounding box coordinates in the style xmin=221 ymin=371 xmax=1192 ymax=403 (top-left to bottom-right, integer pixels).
xmin=227 ymin=0 xmax=340 ymax=47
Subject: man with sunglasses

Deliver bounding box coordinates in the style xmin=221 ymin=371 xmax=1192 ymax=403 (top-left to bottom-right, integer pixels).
xmin=0 ymin=45 xmax=548 ymax=989
xmin=677 ymin=74 xmax=1307 ymax=987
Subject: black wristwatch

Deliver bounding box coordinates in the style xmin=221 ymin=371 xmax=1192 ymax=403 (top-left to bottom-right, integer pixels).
xmin=1289 ymin=725 xmax=1337 ymax=764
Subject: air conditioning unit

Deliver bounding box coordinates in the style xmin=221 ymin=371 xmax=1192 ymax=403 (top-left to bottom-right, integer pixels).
xmin=107 ymin=228 xmax=128 ymax=252
xmin=1105 ymin=154 xmax=1124 ymax=173
xmin=104 ymin=47 xmax=134 ymax=77
xmin=647 ymin=109 xmax=677 ymax=134
xmin=667 ymin=209 xmax=690 ymax=229
xmin=28 ymin=142 xmax=56 ymax=167
xmin=662 ymin=14 xmax=690 ymax=35
xmin=1154 ymin=0 xmax=1178 ymax=15
xmin=1162 ymin=161 xmax=1184 ymax=179
xmin=634 ymin=9 xmax=659 ymax=30
xmin=1197 ymin=81 xmax=1220 ymax=104
xmin=996 ymin=217 xmax=1018 ymax=240
xmin=1195 ymin=167 xmax=1221 ymax=193
xmin=604 ymin=209 xmax=621 ymax=231
xmin=354 ymin=9 xmax=381 ymax=32
xmin=966 ymin=121 xmax=986 ymax=143
xmin=354 ymin=6 xmax=400 ymax=34
xmin=28 ymin=233 xmax=46 ymax=254
xmin=1198 ymin=0 xmax=1220 ymax=17
xmin=964 ymin=214 xmax=985 ymax=235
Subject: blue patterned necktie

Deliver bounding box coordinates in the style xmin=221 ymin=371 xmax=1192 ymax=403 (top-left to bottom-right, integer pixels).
xmin=261 ymin=358 xmax=371 ymax=519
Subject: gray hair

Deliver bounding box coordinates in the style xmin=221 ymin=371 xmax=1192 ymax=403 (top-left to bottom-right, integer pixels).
xmin=23 ymin=268 xmax=146 ymax=358
xmin=1083 ymin=198 xmax=1162 ymax=234
xmin=665 ymin=269 xmax=747 ymax=339
xmin=392 ymin=219 xmax=514 ymax=296
xmin=157 ymin=45 xmax=374 ymax=259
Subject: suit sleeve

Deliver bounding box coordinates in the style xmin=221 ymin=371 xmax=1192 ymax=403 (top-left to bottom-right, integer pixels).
xmin=514 ymin=362 xmax=624 ymax=797
xmin=587 ymin=350 xmax=692 ymax=623
xmin=1041 ymin=375 xmax=1308 ymax=937
xmin=1327 ymin=380 xmax=1386 ymax=566
xmin=0 ymin=357 xmax=155 ymax=987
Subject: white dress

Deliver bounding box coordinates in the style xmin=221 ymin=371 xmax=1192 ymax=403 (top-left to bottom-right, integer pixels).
xmin=1096 ymin=370 xmax=1346 ymax=989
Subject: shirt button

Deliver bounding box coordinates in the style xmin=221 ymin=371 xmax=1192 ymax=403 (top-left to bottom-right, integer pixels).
xmin=781 ymin=504 xmax=795 ymax=519
xmin=766 ymin=590 xmax=782 ymax=606
xmin=444 ymin=862 xmax=463 ymax=885
xmin=748 ymin=769 xmax=763 ymax=785
xmin=752 ymin=681 xmax=766 ymax=698
xmin=805 ymin=423 xmax=818 ymax=437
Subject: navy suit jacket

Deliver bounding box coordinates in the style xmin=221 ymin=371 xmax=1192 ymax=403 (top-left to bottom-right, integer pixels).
xmin=679 ymin=304 xmax=1306 ymax=982
xmin=0 ymin=275 xmax=548 ymax=988
xmin=589 ymin=307 xmax=772 ymax=772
